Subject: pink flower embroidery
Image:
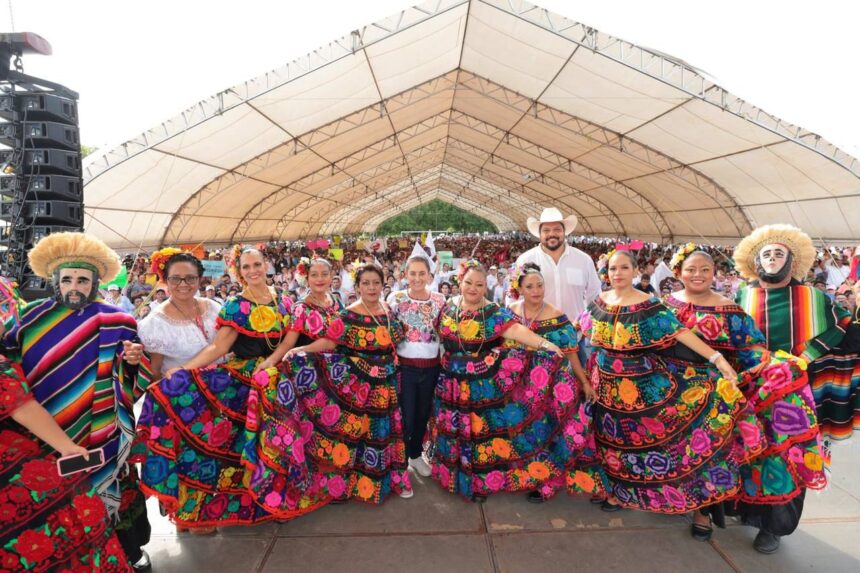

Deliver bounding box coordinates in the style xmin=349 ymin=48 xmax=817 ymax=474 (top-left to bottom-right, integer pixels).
xmin=553 ymin=382 xmax=574 ymax=403
xmin=326 ymin=318 xmax=345 ymax=340
xmin=485 ymin=471 xmax=505 ymax=491
xmin=305 ymin=311 xmax=324 ymax=335
xmin=320 ymin=404 xmax=341 ymax=427
xmin=530 ymin=366 xmax=549 ymax=389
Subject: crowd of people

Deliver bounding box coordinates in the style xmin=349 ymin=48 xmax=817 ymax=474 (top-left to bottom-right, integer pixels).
xmin=112 ymin=228 xmax=858 ymax=322
xmin=0 ymin=208 xmax=858 ymax=571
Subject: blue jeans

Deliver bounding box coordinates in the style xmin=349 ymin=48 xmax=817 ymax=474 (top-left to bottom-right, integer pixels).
xmin=398 ymin=364 xmax=440 ymax=459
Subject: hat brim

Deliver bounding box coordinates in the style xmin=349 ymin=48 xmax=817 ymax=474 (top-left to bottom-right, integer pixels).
xmin=527 ymin=215 xmax=578 ymax=238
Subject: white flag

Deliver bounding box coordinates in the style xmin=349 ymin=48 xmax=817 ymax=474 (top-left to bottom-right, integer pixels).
xmin=425 ymin=230 xmax=437 ymax=256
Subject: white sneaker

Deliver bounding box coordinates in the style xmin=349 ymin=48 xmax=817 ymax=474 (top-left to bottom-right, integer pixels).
xmin=399 ymin=488 xmax=414 ymax=499
xmin=408 ymin=456 xmax=432 ymax=477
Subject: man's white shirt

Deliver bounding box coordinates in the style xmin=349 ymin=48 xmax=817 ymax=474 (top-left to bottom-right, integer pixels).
xmin=515 ymin=244 xmax=600 ymax=319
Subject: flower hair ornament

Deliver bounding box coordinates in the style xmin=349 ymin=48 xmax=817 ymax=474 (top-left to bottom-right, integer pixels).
xmin=348 ymin=259 xmax=364 ymax=284
xmin=669 ymin=242 xmax=698 ymax=275
xmin=457 ymin=259 xmax=482 ymax=283
xmin=596 ymin=248 xmax=617 ymax=283
xmin=295 ymin=257 xmax=311 ymax=287
xmin=227 ymin=244 xmax=262 ymax=284
xmin=508 ymin=264 xmax=541 ymax=300
xmin=149 ymin=247 xmax=183 ymax=281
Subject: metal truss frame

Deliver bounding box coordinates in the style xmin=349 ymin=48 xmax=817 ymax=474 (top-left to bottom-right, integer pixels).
xmin=85 ymin=0 xmax=858 ymax=247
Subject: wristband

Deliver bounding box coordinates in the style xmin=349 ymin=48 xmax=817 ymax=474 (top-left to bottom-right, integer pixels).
xmin=708 ymin=351 xmax=723 ymax=364
xmin=539 ymin=339 xmax=550 ymax=350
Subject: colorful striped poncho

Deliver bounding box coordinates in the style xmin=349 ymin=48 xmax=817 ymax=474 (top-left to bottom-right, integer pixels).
xmin=736 ymin=283 xmax=860 ymax=441
xmin=2 ymin=298 xmax=151 ymax=518
xmin=736 ymin=283 xmax=850 ymax=361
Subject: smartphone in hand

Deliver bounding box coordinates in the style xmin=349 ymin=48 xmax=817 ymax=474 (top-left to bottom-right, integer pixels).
xmin=56 ymin=448 xmax=105 ymax=477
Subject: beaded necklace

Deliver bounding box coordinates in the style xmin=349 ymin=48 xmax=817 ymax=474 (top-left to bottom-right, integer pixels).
xmin=361 ymin=299 xmax=393 ymax=347
xmin=454 ymin=297 xmax=487 ymax=355
xmin=521 ymin=301 xmax=546 ymax=331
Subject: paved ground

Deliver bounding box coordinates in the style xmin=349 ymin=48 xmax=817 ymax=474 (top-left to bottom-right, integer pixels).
xmin=142 ymin=439 xmax=860 ymax=572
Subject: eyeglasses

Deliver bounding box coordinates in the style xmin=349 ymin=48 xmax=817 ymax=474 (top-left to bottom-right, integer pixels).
xmin=166 ymin=275 xmax=200 ymax=286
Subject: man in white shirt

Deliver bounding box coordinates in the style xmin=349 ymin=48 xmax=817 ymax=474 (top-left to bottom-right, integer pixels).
xmin=515 ymin=207 xmax=601 ymax=320
xmin=104 ymin=283 xmax=135 ymax=313
xmin=486 ymin=265 xmax=499 ymax=293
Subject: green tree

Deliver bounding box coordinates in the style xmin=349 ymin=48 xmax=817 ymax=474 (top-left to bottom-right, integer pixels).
xmin=81 ymin=145 xmax=99 ymax=158
xmin=376 ymin=199 xmax=497 ymax=235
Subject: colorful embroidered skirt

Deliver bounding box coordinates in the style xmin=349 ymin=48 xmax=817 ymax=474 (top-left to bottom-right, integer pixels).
xmin=137 ymin=358 xmax=325 ymax=526
xmin=590 ymin=351 xmax=765 ymax=513
xmin=241 ymin=368 xmax=332 ymax=513
xmin=736 ymin=351 xmax=827 ymax=503
xmin=278 ymin=351 xmax=409 ymax=504
xmin=0 ymin=429 xmax=130 ymax=572
xmin=431 ymin=347 xmax=599 ymax=499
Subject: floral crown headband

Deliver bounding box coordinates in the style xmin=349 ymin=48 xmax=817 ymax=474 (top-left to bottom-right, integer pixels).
xmin=457 ymin=259 xmax=482 ymax=283
xmin=295 ymin=257 xmax=311 ymax=287
xmin=596 ymin=248 xmax=617 ymax=283
xmin=669 ymin=242 xmax=697 ymax=275
xmin=508 ymin=265 xmax=541 ymax=300
xmin=227 ymin=244 xmax=260 ymax=281
xmin=350 ymin=260 xmax=382 ymax=284
xmin=149 ymin=247 xmax=184 ymax=281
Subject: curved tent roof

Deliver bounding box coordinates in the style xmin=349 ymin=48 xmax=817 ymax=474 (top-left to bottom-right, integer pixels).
xmin=83 ymin=0 xmax=860 ymax=249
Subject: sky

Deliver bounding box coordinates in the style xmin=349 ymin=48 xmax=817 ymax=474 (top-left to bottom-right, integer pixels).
xmin=4 ymin=0 xmax=859 ymax=158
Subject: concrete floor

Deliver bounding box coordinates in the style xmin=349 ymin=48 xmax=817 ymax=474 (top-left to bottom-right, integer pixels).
xmin=142 ymin=439 xmax=860 ymax=572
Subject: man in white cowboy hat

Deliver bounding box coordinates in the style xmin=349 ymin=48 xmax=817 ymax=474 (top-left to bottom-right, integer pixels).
xmin=515 ymin=207 xmax=600 ymax=320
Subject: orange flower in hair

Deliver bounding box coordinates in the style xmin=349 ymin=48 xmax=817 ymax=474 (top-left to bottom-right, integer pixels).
xmin=149 ymin=247 xmax=183 ymax=281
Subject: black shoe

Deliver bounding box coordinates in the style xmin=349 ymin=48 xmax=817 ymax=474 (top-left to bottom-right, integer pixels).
xmin=691 ymin=522 xmax=713 ymax=542
xmin=471 ymin=494 xmax=487 ymax=503
xmin=589 ymin=495 xmax=606 ymax=505
xmin=753 ymin=530 xmax=781 ymax=554
xmin=600 ymin=500 xmax=622 ymax=512
xmin=700 ymin=504 xmax=726 ymax=529
xmin=131 ymin=550 xmax=152 ymax=571
xmin=526 ymin=491 xmax=545 ymax=504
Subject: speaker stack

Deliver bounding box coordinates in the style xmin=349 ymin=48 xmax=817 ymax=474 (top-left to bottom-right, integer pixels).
xmin=0 ymin=33 xmax=83 ymax=300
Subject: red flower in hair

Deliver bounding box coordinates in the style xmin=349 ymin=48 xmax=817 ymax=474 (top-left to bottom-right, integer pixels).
xmin=14 ymin=528 xmax=55 ymax=563
xmin=19 ymin=459 xmax=62 ymax=493
xmin=73 ymin=493 xmax=107 ymax=528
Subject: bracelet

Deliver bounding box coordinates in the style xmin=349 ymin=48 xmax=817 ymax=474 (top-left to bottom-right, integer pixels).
xmin=708 ymin=351 xmax=723 ymax=364
xmin=539 ymin=339 xmax=550 ymax=350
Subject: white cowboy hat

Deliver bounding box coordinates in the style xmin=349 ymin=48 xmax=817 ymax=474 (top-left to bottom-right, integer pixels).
xmin=526 ymin=207 xmax=578 ymax=238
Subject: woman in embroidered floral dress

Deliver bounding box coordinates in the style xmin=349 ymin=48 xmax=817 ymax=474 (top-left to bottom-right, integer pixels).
xmin=0 ymin=352 xmax=130 ymax=572
xmin=580 ymin=250 xmax=765 ymax=515
xmin=136 ymin=250 xmax=222 ymax=534
xmin=506 ymin=263 xmax=602 ymax=502
xmin=431 ymin=260 xmax=584 ymax=503
xmin=137 ymin=247 xmax=327 ymax=528
xmin=283 ymin=262 xmax=412 ymax=503
xmin=665 ymin=249 xmax=826 ymax=540
xmin=243 ymin=258 xmax=345 ymax=513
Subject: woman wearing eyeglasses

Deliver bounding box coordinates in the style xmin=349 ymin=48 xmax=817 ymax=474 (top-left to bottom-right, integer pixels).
xmin=138 ymin=251 xmax=221 ymax=380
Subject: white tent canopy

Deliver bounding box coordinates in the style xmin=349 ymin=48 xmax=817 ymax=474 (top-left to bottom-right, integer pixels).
xmin=83 ymin=0 xmax=860 ymax=249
